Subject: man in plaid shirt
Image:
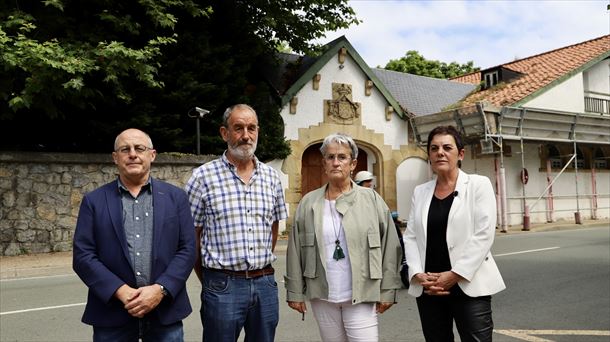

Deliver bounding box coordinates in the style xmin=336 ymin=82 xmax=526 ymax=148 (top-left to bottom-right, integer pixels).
xmin=185 ymin=104 xmax=287 ymax=342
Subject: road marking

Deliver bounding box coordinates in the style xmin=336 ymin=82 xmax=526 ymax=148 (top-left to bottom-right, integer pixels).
xmin=495 ymin=246 xmax=559 ymax=257
xmin=495 ymin=329 xmax=610 ymax=341
xmin=0 ymin=302 xmax=85 ymax=316
xmin=0 ymin=273 xmax=76 ymax=282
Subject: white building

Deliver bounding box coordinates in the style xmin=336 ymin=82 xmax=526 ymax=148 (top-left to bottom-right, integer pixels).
xmin=267 ymin=35 xmax=610 ymax=231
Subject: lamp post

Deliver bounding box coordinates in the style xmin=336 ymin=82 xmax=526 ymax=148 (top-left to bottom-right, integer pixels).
xmin=187 ymin=107 xmax=210 ymax=155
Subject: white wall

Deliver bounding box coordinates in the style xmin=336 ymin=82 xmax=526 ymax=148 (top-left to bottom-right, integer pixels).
xmin=584 ymin=59 xmax=610 ymax=95
xmin=396 ymin=157 xmax=430 ymax=221
xmin=525 ymin=59 xmax=610 ymax=112
xmin=524 ymin=73 xmax=585 ymax=113
xmin=280 ymin=52 xmax=410 ymax=149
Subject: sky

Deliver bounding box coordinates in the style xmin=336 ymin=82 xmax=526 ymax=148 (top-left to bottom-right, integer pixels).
xmin=316 ymin=0 xmax=610 ymax=69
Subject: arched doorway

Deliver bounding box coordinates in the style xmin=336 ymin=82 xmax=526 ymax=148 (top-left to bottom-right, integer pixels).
xmin=396 ymin=157 xmax=430 ymax=220
xmin=301 ymin=143 xmax=369 ymax=196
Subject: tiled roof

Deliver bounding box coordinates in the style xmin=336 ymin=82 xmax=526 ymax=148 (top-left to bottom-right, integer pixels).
xmin=373 ymin=68 xmax=476 ymax=116
xmin=451 ymin=71 xmax=480 ymax=84
xmin=451 ymin=35 xmax=610 ymax=107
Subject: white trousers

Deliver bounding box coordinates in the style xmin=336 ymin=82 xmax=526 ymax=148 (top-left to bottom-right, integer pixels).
xmin=310 ymin=299 xmax=378 ymax=342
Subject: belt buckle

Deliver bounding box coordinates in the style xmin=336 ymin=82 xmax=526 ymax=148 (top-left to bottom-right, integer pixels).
xmin=244 ymin=269 xmax=254 ymax=279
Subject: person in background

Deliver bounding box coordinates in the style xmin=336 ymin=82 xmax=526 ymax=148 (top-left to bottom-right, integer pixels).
xmin=354 ymin=170 xmax=374 ymax=188
xmin=285 ymin=133 xmax=402 ymax=342
xmin=391 ymin=211 xmax=410 ymax=289
xmin=73 ymin=128 xmax=196 ymax=342
xmin=403 ymin=125 xmax=505 ymax=342
xmin=185 ymin=104 xmax=288 ymax=342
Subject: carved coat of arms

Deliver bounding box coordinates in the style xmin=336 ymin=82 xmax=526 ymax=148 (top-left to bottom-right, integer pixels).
xmin=325 ymin=83 xmax=361 ymax=124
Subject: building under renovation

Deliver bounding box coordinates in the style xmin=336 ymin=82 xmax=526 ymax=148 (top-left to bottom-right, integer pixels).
xmin=267 ymin=35 xmax=609 ymax=232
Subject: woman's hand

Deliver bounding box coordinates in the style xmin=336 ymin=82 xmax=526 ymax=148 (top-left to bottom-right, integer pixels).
xmin=287 ymin=301 xmax=307 ymax=314
xmin=421 ymin=271 xmax=462 ymax=296
xmin=376 ymin=302 xmax=393 ymax=314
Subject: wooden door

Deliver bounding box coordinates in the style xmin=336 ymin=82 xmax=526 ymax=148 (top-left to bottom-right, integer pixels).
xmin=301 ymin=144 xmax=369 ymax=196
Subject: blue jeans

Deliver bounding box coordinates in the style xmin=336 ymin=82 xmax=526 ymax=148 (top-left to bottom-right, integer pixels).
xmin=201 ymin=269 xmax=279 ymax=342
xmin=93 ymin=320 xmax=183 ymax=342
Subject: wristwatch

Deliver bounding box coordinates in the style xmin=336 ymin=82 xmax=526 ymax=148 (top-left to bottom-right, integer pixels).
xmin=158 ymin=284 xmax=168 ymax=297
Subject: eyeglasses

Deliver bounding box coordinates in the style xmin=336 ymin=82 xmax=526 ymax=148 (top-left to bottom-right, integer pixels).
xmin=324 ymin=154 xmax=352 ymax=163
xmin=115 ymin=145 xmax=153 ymax=155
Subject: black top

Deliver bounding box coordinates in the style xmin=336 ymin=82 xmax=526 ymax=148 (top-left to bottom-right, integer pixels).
xmin=424 ymin=194 xmax=454 ymax=273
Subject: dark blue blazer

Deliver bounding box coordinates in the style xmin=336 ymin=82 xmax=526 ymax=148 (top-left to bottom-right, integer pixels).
xmin=73 ymin=178 xmax=196 ymax=327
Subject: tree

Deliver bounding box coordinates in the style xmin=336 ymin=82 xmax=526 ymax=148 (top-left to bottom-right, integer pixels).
xmin=383 ymin=50 xmax=479 ymax=79
xmin=0 ymin=0 xmax=358 ymax=158
xmin=0 ymin=0 xmax=210 ymax=152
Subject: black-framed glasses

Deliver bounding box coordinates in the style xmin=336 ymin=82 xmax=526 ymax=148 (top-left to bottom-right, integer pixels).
xmin=115 ymin=145 xmax=153 ymax=155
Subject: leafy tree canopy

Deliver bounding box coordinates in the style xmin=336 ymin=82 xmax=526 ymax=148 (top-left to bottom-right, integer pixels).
xmin=383 ymin=50 xmax=479 ymax=79
xmin=0 ymin=0 xmax=358 ymax=158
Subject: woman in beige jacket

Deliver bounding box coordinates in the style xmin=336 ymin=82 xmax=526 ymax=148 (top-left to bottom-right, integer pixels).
xmin=285 ymin=133 xmax=402 ymax=342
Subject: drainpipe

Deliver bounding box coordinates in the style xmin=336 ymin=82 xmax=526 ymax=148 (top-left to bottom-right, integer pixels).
xmin=546 ymin=159 xmax=554 ymax=223
xmin=573 ymin=140 xmax=582 ymax=224
xmin=519 ymin=109 xmax=529 ymax=231
xmin=592 ymin=166 xmax=598 ymax=220
xmin=495 ymin=158 xmax=502 ymax=229
xmin=499 ymin=134 xmax=508 ymax=233
xmin=521 ymin=137 xmax=529 ymax=231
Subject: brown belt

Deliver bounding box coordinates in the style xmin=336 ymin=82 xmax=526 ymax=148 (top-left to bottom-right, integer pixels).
xmin=205 ymin=265 xmax=274 ymax=279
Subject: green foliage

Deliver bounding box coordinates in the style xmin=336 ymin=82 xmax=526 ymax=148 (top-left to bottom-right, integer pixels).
xmin=384 ymin=50 xmax=479 ymax=79
xmin=0 ymin=0 xmax=358 ymax=158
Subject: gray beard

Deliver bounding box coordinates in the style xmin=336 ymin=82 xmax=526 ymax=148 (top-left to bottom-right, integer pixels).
xmin=228 ymin=142 xmax=257 ymax=161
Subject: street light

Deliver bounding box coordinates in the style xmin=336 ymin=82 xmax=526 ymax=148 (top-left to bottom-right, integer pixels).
xmin=187 ymin=107 xmax=210 ymax=155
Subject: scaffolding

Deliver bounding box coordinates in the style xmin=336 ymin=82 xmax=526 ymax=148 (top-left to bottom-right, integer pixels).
xmin=411 ymin=102 xmax=610 ymax=231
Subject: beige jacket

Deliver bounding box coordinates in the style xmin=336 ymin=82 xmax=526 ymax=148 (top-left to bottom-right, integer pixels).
xmin=284 ymin=182 xmax=402 ymax=304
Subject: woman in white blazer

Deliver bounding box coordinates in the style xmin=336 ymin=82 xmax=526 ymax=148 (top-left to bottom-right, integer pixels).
xmin=404 ymin=126 xmax=505 ymax=342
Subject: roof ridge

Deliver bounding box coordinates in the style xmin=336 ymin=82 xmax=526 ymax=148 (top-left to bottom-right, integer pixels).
xmin=499 ymin=34 xmax=610 ymax=69
xmin=375 ymin=67 xmax=480 ymax=84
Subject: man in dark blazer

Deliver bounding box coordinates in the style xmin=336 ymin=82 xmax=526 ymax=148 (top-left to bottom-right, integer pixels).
xmin=73 ymin=128 xmax=196 ymax=342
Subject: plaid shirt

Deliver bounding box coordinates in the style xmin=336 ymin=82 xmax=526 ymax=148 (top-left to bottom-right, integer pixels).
xmin=185 ymin=152 xmax=287 ymax=271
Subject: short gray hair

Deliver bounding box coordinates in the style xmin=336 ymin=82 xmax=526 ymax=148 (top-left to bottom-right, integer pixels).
xmin=222 ymin=104 xmax=257 ymax=127
xmin=320 ymin=133 xmax=358 ymax=159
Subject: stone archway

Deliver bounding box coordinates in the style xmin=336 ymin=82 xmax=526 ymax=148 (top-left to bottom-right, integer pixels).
xmin=281 ymin=123 xmax=425 ymax=230
xmin=300 ymin=143 xmax=371 ymax=197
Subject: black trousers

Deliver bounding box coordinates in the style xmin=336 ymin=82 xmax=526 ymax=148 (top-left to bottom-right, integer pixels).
xmin=416 ymin=286 xmax=493 ymax=342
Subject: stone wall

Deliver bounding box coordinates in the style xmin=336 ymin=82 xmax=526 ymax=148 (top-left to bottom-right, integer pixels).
xmin=0 ymin=152 xmax=215 ymax=256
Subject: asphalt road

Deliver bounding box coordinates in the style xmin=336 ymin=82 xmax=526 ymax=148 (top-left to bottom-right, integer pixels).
xmin=1 ymin=225 xmax=609 ymax=342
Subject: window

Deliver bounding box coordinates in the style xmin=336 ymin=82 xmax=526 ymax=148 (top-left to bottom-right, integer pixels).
xmin=572 ymin=147 xmax=585 ymax=169
xmin=484 ymin=71 xmax=499 ymax=88
xmin=547 ymin=145 xmax=562 ymax=168
xmin=593 ymin=148 xmax=607 ymax=169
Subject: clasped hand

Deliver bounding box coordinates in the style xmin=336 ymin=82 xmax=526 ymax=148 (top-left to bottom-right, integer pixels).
xmin=415 ymin=271 xmax=462 ymax=296
xmin=115 ymin=284 xmax=164 ymax=318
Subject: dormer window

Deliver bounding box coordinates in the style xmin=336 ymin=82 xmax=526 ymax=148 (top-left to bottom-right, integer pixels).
xmin=484 ymin=71 xmax=499 ymax=88
xmin=480 ymin=67 xmax=522 ymax=89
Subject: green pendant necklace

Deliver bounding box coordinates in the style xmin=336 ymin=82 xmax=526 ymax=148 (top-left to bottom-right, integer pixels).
xmin=327 ymin=191 xmax=345 ymax=261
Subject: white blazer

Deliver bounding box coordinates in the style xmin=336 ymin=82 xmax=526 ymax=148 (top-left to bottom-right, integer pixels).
xmin=404 ymin=169 xmax=506 ymax=297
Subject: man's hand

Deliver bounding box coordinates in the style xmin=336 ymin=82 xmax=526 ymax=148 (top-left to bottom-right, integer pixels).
xmin=123 ymin=284 xmax=164 ymax=318
xmin=114 ymin=284 xmax=138 ymax=305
